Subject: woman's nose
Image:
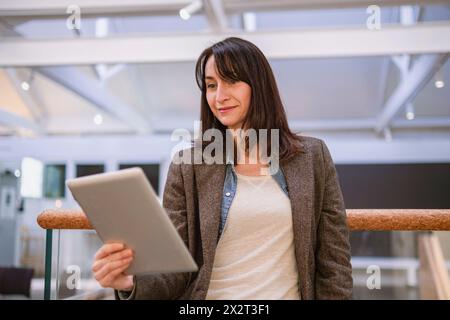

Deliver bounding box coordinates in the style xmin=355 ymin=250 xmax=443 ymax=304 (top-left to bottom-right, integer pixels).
xmin=215 ymin=84 xmax=230 ymax=104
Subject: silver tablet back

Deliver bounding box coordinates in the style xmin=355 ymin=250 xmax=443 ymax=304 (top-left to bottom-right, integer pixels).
xmin=67 ymin=167 xmax=198 ymax=275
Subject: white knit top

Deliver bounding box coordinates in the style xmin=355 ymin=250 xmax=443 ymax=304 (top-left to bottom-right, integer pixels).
xmin=205 ymin=172 xmax=300 ymax=300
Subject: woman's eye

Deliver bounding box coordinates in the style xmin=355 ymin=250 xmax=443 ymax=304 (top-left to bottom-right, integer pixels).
xmin=207 ymin=83 xmax=216 ymax=89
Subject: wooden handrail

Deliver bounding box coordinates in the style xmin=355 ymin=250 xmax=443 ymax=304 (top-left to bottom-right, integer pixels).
xmin=37 ymin=209 xmax=450 ymax=231
xmin=348 ymin=209 xmax=450 ymax=231
xmin=38 ymin=210 xmax=93 ymax=230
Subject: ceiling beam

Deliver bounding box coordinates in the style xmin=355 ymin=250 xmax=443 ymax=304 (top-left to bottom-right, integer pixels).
xmin=4 ymin=68 xmax=46 ymax=123
xmin=0 ymin=18 xmax=148 ymax=133
xmin=203 ymin=0 xmax=228 ymax=32
xmin=375 ymin=54 xmax=449 ymax=133
xmin=1 ymin=22 xmax=450 ymax=66
xmin=0 ymin=18 xmax=17 ymax=34
xmin=92 ymin=17 xmax=126 ymax=81
xmin=0 ymin=21 xmax=47 ymax=128
xmin=2 ymin=134 xmax=450 ymax=164
xmin=37 ymin=66 xmax=151 ymax=133
xmin=224 ymin=0 xmax=448 ymax=13
xmin=389 ymin=5 xmax=421 ymax=76
xmin=110 ymin=17 xmax=160 ymax=130
xmin=0 ymin=0 xmax=447 ymax=17
xmin=0 ymin=0 xmax=189 ymax=18
xmin=44 ymin=116 xmax=134 ymax=134
xmin=283 ymin=117 xmax=450 ymax=131
xmin=0 ymin=108 xmax=42 ymax=133
xmin=242 ymin=12 xmax=257 ymax=32
xmin=290 ymin=119 xmax=376 ymax=131
xmin=150 ymin=116 xmax=450 ymax=133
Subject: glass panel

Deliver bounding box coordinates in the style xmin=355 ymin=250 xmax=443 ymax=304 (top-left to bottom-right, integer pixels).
xmin=351 ymin=230 xmax=450 ymax=299
xmin=0 ymin=162 xmax=47 ymax=300
xmin=53 ymin=229 xmax=113 ymax=300
xmin=351 ymin=230 xmax=419 ymax=299
xmin=35 ymin=228 xmax=450 ymax=299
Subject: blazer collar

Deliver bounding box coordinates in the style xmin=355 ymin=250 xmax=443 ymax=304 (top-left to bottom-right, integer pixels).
xmin=194 ymin=144 xmax=312 ymax=273
xmin=194 ymin=162 xmax=226 ymax=265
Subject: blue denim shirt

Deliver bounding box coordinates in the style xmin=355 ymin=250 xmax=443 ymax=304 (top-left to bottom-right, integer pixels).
xmin=219 ymin=162 xmax=290 ymax=237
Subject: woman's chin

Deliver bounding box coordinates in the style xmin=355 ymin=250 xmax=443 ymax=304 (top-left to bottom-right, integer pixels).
xmin=213 ymin=115 xmax=243 ymax=130
xmin=222 ymin=120 xmax=243 ymax=130
xmin=218 ymin=120 xmax=237 ymax=129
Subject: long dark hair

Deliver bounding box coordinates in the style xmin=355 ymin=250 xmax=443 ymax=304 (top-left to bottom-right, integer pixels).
xmin=195 ymin=37 xmax=304 ymax=162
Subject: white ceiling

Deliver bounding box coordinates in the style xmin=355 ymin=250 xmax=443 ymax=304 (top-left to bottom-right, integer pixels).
xmin=0 ymin=1 xmax=449 ymax=138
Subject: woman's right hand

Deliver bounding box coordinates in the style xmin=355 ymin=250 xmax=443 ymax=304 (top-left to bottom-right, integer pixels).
xmin=92 ymin=243 xmax=134 ymax=291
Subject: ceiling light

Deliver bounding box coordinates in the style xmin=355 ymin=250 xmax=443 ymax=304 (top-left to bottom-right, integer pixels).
xmin=94 ymin=114 xmax=103 ymax=125
xmin=434 ymin=67 xmax=445 ymax=89
xmin=179 ymin=0 xmax=202 ymax=20
xmin=435 ymin=80 xmax=445 ymax=89
xmin=383 ymin=128 xmax=392 ymax=143
xmin=20 ymin=69 xmax=35 ymax=91
xmin=405 ymin=102 xmax=415 ymax=120
xmin=21 ymin=81 xmax=30 ymax=91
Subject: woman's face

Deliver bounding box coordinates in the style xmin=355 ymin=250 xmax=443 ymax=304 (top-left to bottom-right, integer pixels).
xmin=205 ymin=56 xmax=251 ymax=130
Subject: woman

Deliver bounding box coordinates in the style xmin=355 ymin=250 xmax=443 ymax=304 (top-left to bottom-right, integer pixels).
xmin=92 ymin=37 xmax=353 ymax=300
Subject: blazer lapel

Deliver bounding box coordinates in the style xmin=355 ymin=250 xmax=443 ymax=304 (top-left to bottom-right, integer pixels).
xmin=194 ymin=163 xmax=226 ymax=266
xmin=193 ymin=148 xmax=314 ymax=296
xmin=282 ymin=151 xmax=314 ymax=295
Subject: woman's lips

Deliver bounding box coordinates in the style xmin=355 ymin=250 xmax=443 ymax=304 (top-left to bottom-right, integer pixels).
xmin=218 ymin=106 xmax=237 ymax=114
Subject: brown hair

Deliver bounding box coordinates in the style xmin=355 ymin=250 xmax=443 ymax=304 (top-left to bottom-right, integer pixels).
xmin=195 ymin=37 xmax=304 ymax=162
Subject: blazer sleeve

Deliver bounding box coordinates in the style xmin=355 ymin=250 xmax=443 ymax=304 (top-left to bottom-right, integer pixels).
xmin=115 ymin=157 xmax=192 ymax=300
xmin=314 ymin=140 xmax=353 ymax=299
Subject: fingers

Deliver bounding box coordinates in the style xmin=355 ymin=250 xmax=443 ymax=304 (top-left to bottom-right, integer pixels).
xmin=95 ymin=256 xmax=133 ymax=282
xmin=96 ymin=258 xmax=133 ymax=288
xmin=92 ymin=243 xmax=135 ymax=290
xmin=102 ymin=262 xmax=132 ymax=287
xmin=94 ymin=243 xmax=125 ymax=260
xmin=92 ymin=249 xmax=133 ymax=273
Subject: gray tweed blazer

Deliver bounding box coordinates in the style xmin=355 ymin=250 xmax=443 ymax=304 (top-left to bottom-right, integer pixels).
xmin=116 ymin=135 xmax=353 ymax=300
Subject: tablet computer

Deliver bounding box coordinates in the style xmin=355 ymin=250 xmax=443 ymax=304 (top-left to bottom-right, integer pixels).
xmin=66 ymin=167 xmax=198 ymax=275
